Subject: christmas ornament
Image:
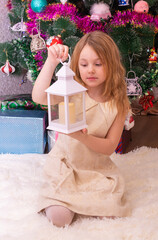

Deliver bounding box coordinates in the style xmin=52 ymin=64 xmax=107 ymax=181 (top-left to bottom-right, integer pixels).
xmin=11 ymin=8 xmax=26 ymax=32
xmin=27 ymin=70 xmax=34 ymax=82
xmin=90 ymin=3 xmax=111 ymax=22
xmin=46 ymin=35 xmax=63 ymax=48
xmin=0 ymin=59 xmax=15 ymax=76
xmin=134 ymin=0 xmax=149 ymax=13
xmin=118 ymin=0 xmax=129 ymax=6
xmin=31 ymin=0 xmax=47 ymax=13
xmin=11 ymin=22 xmax=27 ymax=32
xmin=126 ymin=71 xmax=142 ymax=96
xmin=149 ymin=47 xmax=158 ymax=63
xmin=139 ymin=92 xmax=154 ymax=110
xmin=30 ymin=30 xmax=46 ymax=52
xmin=60 ymin=0 xmax=67 ymax=4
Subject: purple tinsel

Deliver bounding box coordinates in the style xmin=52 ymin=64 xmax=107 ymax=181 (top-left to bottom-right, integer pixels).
xmin=111 ymin=10 xmax=155 ymax=28
xmin=34 ymin=50 xmax=47 ymax=71
xmin=26 ymin=3 xmax=158 ymax=35
xmin=26 ymin=3 xmax=109 ymax=35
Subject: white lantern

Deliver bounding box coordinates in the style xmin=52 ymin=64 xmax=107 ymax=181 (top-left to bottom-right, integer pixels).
xmin=45 ymin=56 xmax=87 ymax=134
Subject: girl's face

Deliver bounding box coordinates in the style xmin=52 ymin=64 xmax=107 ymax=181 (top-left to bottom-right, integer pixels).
xmin=78 ymin=44 xmax=106 ymax=91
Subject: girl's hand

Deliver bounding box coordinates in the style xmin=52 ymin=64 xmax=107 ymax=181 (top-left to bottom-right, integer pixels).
xmin=66 ymin=128 xmax=88 ymax=141
xmin=47 ymin=44 xmax=69 ymax=65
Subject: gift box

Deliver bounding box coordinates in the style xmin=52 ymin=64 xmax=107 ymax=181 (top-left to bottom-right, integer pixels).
xmin=0 ymin=109 xmax=47 ymax=154
xmin=115 ymin=129 xmax=132 ymax=154
xmin=47 ymin=130 xmax=57 ymax=152
xmin=0 ymin=94 xmax=47 ymax=111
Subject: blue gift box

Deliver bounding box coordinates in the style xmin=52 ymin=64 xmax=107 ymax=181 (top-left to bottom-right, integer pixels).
xmin=0 ymin=109 xmax=47 ymax=154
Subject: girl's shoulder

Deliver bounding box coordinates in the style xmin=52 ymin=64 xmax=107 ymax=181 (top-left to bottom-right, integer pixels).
xmin=100 ymin=100 xmax=118 ymax=115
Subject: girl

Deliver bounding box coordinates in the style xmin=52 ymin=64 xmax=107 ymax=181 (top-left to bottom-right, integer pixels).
xmin=32 ymin=31 xmax=131 ymax=227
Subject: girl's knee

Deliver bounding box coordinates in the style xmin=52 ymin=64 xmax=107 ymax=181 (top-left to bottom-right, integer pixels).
xmin=45 ymin=205 xmax=75 ymax=227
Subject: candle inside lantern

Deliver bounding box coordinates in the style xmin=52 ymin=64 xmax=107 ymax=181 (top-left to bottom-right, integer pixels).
xmin=59 ymin=102 xmax=76 ymax=124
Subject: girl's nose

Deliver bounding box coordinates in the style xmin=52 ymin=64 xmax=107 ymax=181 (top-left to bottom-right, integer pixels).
xmin=88 ymin=64 xmax=95 ymax=73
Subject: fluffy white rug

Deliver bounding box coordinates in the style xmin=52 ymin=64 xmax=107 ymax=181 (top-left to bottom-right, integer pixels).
xmin=0 ymin=147 xmax=158 ymax=240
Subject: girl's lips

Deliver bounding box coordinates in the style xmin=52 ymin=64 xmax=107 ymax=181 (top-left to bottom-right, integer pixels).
xmin=87 ymin=77 xmax=97 ymax=80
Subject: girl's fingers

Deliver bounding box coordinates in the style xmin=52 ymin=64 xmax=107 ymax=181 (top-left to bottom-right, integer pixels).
xmin=58 ymin=45 xmax=69 ymax=62
xmin=48 ymin=44 xmax=69 ymax=63
xmin=82 ymin=128 xmax=88 ymax=134
xmin=52 ymin=44 xmax=68 ymax=58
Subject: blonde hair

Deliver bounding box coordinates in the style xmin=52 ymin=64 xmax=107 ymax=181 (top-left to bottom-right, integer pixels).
xmin=70 ymin=31 xmax=130 ymax=116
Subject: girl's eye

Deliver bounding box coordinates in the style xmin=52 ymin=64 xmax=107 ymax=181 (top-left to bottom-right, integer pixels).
xmin=80 ymin=64 xmax=87 ymax=67
xmin=96 ymin=63 xmax=102 ymax=66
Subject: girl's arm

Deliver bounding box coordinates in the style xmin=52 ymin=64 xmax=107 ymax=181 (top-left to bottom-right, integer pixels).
xmin=68 ymin=113 xmax=126 ymax=156
xmin=32 ymin=44 xmax=69 ymax=105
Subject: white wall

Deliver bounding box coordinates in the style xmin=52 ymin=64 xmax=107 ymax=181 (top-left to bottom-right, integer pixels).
xmin=0 ymin=0 xmax=33 ymax=97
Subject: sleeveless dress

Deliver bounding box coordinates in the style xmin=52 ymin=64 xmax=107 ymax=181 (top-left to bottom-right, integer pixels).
xmin=38 ymin=93 xmax=130 ymax=217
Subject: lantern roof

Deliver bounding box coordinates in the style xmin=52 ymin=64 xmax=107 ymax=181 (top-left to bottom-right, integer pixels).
xmin=45 ymin=63 xmax=87 ymax=96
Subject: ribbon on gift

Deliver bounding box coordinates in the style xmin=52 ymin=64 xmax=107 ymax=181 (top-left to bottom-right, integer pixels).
xmin=0 ymin=99 xmax=47 ymax=111
xmin=139 ymin=92 xmax=154 ymax=111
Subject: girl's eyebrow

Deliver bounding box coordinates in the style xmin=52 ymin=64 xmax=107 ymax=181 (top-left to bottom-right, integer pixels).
xmin=79 ymin=57 xmax=101 ymax=61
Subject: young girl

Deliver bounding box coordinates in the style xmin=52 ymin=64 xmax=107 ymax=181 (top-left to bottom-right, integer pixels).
xmin=32 ymin=31 xmax=131 ymax=227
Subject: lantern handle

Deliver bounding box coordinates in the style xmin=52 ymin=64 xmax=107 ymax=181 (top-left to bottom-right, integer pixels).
xmin=60 ymin=54 xmax=71 ymax=66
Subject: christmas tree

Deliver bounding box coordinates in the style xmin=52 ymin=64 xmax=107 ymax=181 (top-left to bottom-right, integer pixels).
xmin=0 ymin=0 xmax=157 ymax=97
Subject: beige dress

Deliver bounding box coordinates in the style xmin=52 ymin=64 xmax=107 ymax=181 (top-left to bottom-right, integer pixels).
xmin=39 ymin=93 xmax=130 ymax=217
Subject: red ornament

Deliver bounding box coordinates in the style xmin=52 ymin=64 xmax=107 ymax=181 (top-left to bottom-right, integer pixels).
xmin=0 ymin=60 xmax=15 ymax=76
xmin=139 ymin=92 xmax=154 ymax=110
xmin=46 ymin=35 xmax=63 ymax=48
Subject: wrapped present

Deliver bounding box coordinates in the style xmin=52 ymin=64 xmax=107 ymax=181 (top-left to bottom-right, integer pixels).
xmin=130 ymin=89 xmax=158 ymax=116
xmin=0 ymin=109 xmax=47 ymax=154
xmin=124 ymin=112 xmax=134 ymax=130
xmin=115 ymin=136 xmax=123 ymax=154
xmin=0 ymin=99 xmax=47 ymax=111
xmin=47 ymin=130 xmax=57 ymax=152
xmin=0 ymin=94 xmax=47 ymax=111
xmin=115 ymin=129 xmax=132 ymax=154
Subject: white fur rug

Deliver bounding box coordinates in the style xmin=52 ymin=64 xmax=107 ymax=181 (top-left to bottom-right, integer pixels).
xmin=0 ymin=147 xmax=158 ymax=240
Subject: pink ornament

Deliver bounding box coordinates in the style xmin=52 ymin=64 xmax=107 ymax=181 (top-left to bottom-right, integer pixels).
xmin=0 ymin=60 xmax=15 ymax=76
xmin=134 ymin=0 xmax=149 ymax=13
xmin=90 ymin=3 xmax=111 ymax=22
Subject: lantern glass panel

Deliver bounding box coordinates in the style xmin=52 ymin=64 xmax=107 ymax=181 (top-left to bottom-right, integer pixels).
xmin=49 ymin=95 xmax=64 ymax=123
xmin=59 ymin=94 xmax=84 ymax=125
xmin=58 ymin=95 xmax=76 ymax=125
xmin=51 ymin=104 xmax=59 ymax=122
